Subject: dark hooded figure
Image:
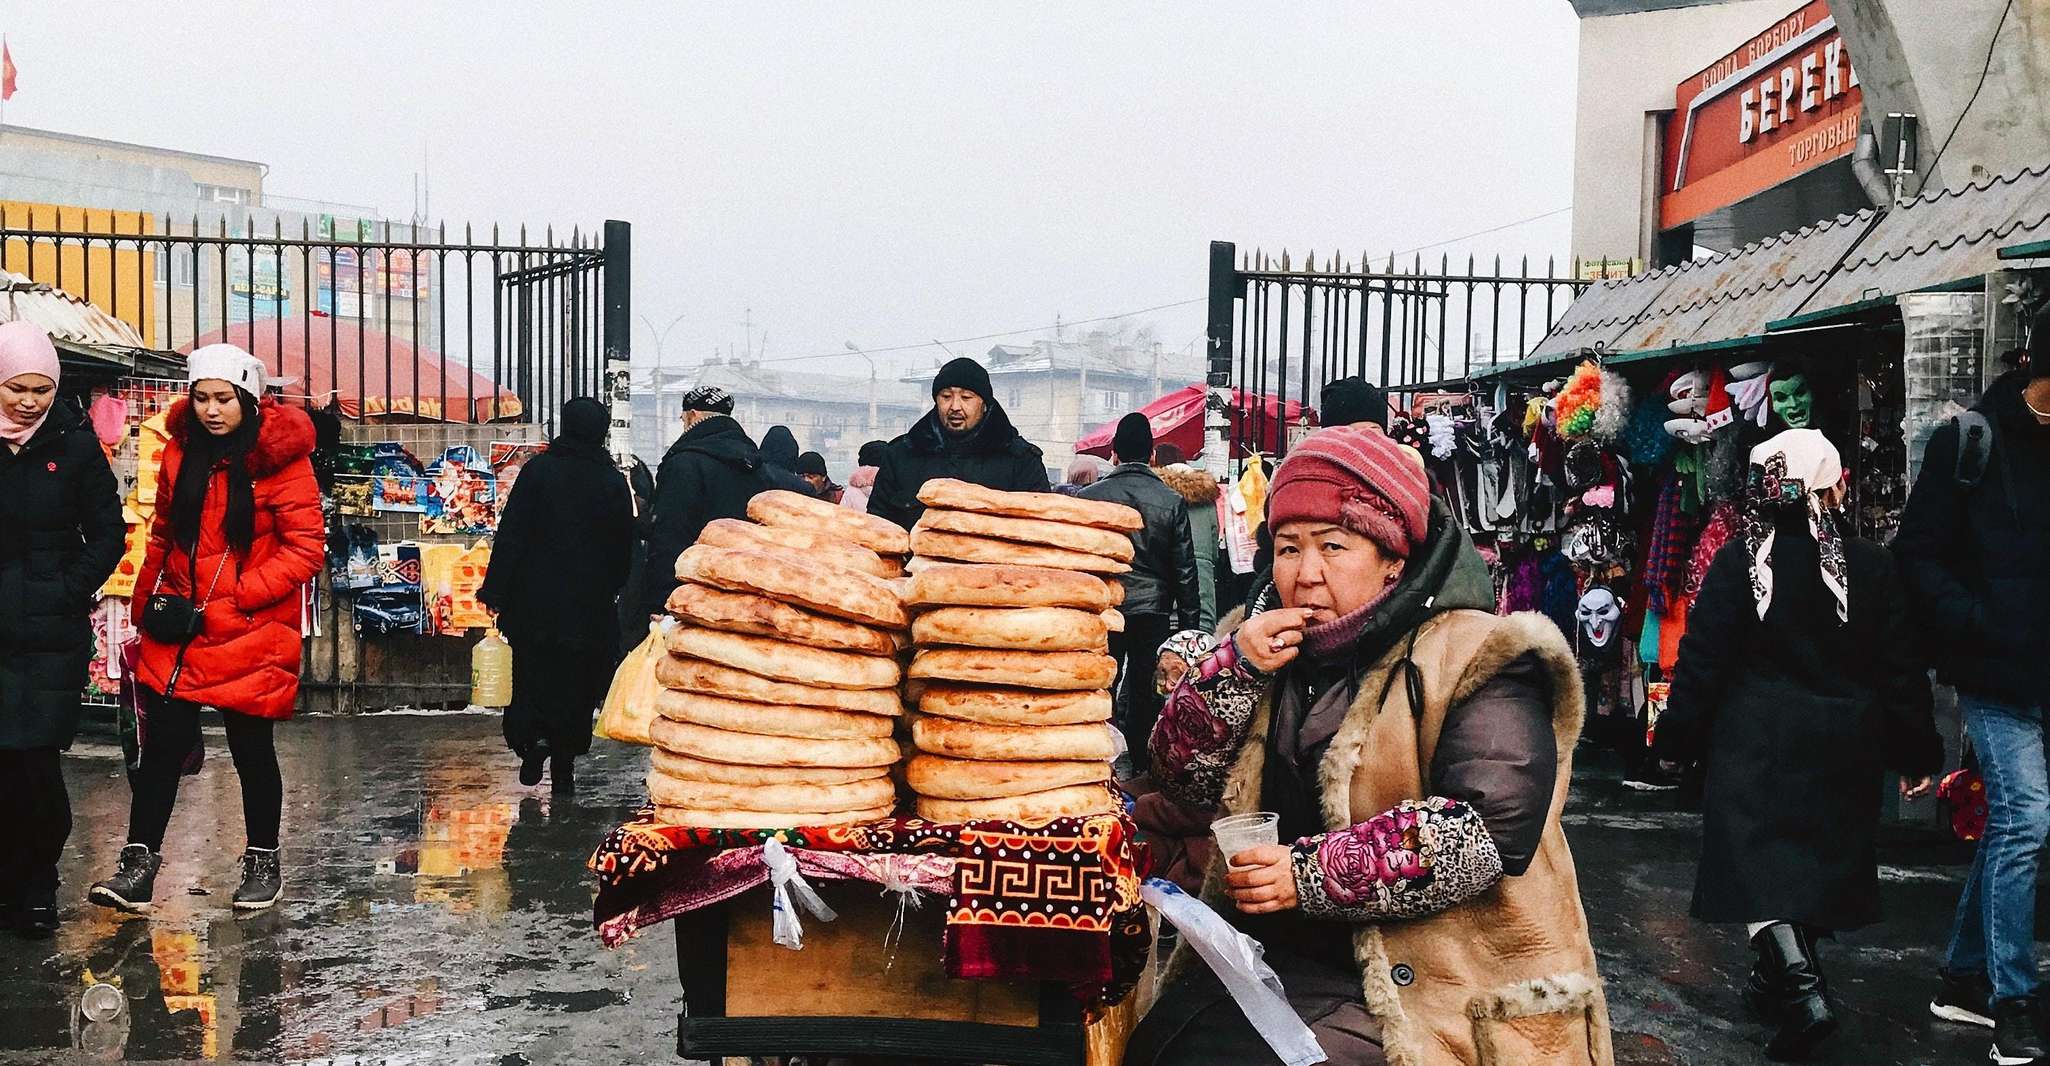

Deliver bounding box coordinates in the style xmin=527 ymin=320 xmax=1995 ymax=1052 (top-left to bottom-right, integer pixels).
xmin=1321 ymin=377 xmax=1389 ymax=430
xmin=868 ymin=356 xmax=1048 ymax=529
xmin=758 ymin=425 xmax=818 ymax=496
xmin=479 ymin=397 xmax=635 ymax=793
xmin=634 ymin=386 xmax=774 ymax=619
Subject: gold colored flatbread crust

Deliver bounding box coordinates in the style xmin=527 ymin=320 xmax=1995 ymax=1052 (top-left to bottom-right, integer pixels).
xmin=655 ymin=654 xmax=904 ymax=716
xmin=915 ymin=478 xmax=1142 ymax=532
xmin=905 ymin=754 xmax=1111 ymax=800
xmin=646 ymin=769 xmax=897 ymax=814
xmin=668 ymin=582 xmax=902 ymax=656
xmin=695 ymin=518 xmax=901 ymax=579
xmin=903 ymin=562 xmax=1114 ymax=611
xmin=650 ymin=748 xmax=888 ymax=787
xmin=667 ymin=625 xmax=903 ymax=691
xmin=656 ymin=688 xmax=895 ymax=739
xmin=908 ymin=648 xmax=1116 ymax=691
xmin=911 ymin=605 xmax=1108 ymax=652
xmin=914 ymin=784 xmax=1121 ymax=825
xmin=910 ymin=529 xmax=1131 ymax=575
xmin=915 ymin=509 xmax=1134 ymax=562
xmin=652 ymin=803 xmax=895 ymax=830
xmin=916 ymin=684 xmax=1112 ymax=726
xmin=648 ymin=716 xmax=901 ymax=768
xmin=910 ymin=716 xmax=1119 ymax=762
xmin=677 ymin=544 xmax=907 ymax=629
xmin=747 ymin=489 xmax=912 ymax=556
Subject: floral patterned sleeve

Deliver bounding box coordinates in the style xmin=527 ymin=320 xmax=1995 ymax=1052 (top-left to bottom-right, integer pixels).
xmin=1149 ymin=635 xmax=1272 ymax=808
xmin=1289 ymin=796 xmax=1503 ymax=922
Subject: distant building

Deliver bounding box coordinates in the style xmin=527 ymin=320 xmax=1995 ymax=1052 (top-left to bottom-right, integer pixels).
xmin=630 ymin=358 xmax=927 ymax=476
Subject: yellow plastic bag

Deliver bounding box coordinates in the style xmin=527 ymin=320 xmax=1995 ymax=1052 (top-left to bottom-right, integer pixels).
xmin=595 ymin=620 xmax=666 ymax=745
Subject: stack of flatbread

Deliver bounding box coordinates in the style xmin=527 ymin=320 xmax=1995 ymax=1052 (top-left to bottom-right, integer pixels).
xmin=647 ymin=490 xmax=913 ymax=829
xmin=903 ymin=479 xmax=1141 ymax=824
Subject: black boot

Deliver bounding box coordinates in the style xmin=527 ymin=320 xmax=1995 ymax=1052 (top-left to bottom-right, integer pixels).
xmin=550 ymin=755 xmax=576 ymax=796
xmin=519 ymin=753 xmax=547 ymax=787
xmin=88 ymin=845 xmax=161 ymax=914
xmin=232 ymin=847 xmax=282 ymax=912
xmin=1749 ymin=923 xmax=1837 ymax=1060
xmin=1990 ymin=997 xmax=2049 ymax=1066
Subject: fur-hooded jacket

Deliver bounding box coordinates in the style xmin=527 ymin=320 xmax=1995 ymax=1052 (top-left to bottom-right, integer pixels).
xmin=1157 ymin=463 xmax=1222 ymax=630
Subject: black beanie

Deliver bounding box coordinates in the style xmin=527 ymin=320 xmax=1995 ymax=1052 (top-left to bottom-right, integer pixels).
xmin=1321 ymin=376 xmax=1387 ymax=429
xmin=857 ymin=440 xmax=888 ymax=467
xmin=932 ymin=357 xmax=993 ymax=400
xmin=796 ymin=451 xmax=828 ymax=477
xmin=559 ymin=397 xmax=609 ymax=446
xmin=1112 ymin=412 xmax=1153 ymax=464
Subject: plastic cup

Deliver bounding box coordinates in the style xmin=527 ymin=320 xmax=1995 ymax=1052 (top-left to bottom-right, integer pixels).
xmin=79 ymin=982 xmax=124 ymax=1023
xmin=1211 ymin=812 xmax=1280 ymax=866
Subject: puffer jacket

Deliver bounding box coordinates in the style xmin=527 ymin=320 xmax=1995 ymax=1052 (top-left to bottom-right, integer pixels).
xmin=133 ymin=398 xmax=324 ymax=720
xmin=1080 ymin=463 xmax=1199 ymax=629
xmin=867 ymin=402 xmax=1048 ymax=530
xmin=1158 ymin=464 xmax=1221 ymax=631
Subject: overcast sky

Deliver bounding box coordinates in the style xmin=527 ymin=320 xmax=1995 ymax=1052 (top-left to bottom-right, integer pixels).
xmin=0 ymin=2 xmax=1580 ymax=380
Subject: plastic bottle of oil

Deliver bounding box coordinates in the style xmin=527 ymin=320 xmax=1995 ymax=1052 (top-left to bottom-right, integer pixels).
xmin=470 ymin=628 xmax=513 ymax=708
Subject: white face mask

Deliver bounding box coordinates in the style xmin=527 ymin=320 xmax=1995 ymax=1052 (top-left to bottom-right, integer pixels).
xmin=1576 ymin=587 xmax=1622 ymax=649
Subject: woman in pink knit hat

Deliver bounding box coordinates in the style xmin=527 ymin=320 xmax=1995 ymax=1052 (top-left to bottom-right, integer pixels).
xmin=1128 ymin=423 xmax=1611 ymax=1066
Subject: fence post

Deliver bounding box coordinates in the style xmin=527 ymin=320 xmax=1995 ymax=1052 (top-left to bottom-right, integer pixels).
xmin=603 ymin=219 xmax=633 ymax=461
xmin=1204 ymin=240 xmax=1236 ymax=480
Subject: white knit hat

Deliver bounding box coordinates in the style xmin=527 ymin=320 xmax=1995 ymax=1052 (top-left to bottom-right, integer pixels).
xmin=186 ymin=343 xmax=268 ymax=397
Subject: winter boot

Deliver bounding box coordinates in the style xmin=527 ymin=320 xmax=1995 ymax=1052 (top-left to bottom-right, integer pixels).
xmin=1748 ymin=922 xmax=1837 ymax=1060
xmin=88 ymin=845 xmax=162 ymax=914
xmin=550 ymin=754 xmax=576 ymax=796
xmin=233 ymin=847 xmax=282 ymax=912
xmin=519 ymin=753 xmax=547 ymax=787
xmin=1990 ymin=997 xmax=2050 ymax=1066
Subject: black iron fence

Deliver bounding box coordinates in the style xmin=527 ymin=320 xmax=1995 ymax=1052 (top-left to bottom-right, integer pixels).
xmin=0 ymin=208 xmax=628 ymax=434
xmin=1203 ymin=239 xmax=1594 ymax=458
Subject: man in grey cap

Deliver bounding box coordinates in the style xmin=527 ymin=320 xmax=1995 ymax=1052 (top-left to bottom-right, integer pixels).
xmin=635 ymin=386 xmax=774 ymax=618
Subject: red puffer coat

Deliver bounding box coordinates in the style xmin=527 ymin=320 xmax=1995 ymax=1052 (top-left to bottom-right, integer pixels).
xmin=133 ymin=398 xmax=323 ymax=720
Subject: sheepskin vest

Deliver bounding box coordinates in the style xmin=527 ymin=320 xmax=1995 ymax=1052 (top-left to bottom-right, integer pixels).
xmin=1201 ymin=609 xmax=1612 ymax=1066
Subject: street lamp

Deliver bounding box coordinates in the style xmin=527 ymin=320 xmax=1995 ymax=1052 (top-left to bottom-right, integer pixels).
xmin=642 ymin=312 xmax=686 ymax=442
xmin=844 ymin=341 xmax=879 ymax=440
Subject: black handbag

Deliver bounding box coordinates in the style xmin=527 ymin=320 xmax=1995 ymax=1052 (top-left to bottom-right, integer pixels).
xmin=141 ymin=552 xmax=230 ymax=645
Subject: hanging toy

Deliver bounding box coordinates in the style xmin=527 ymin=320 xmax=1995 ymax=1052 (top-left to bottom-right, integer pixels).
xmin=1575 ymin=587 xmax=1623 ymax=650
xmin=1425 ymin=413 xmax=1457 ymax=460
xmin=1725 ymin=361 xmax=1774 ymax=428
xmin=1553 ymin=362 xmax=1605 ymax=439
xmin=1590 ymin=368 xmax=1632 ymax=443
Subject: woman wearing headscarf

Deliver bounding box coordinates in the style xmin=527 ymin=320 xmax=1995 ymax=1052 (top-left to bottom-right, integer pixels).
xmin=0 ymin=322 xmax=123 ymax=937
xmin=1128 ymin=424 xmax=1610 ymax=1066
xmin=89 ymin=344 xmax=323 ymax=915
xmin=1656 ymin=428 xmax=1938 ymax=1060
xmin=479 ymin=398 xmax=635 ymax=793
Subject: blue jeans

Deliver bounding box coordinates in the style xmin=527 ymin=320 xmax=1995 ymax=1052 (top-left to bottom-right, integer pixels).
xmin=1945 ymin=695 xmax=2050 ymax=1001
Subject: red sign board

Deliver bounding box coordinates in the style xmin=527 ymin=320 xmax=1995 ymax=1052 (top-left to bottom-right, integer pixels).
xmin=1660 ymin=0 xmax=1862 ymax=231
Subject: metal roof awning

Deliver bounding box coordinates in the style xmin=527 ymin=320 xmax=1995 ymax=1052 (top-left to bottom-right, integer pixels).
xmin=0 ymin=270 xmax=186 ymax=382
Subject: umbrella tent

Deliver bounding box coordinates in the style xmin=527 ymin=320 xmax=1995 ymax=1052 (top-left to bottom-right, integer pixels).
xmin=1074 ymin=384 xmax=1313 ymax=461
xmin=184 ymin=318 xmax=522 ymax=423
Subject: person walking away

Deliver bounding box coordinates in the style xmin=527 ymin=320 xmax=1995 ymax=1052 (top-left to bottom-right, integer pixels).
xmin=867 ymin=356 xmax=1048 ymax=529
xmin=1127 ymin=423 xmax=1610 ymax=1066
xmin=0 ymin=323 xmax=123 ymax=937
xmin=840 ymin=440 xmax=886 ymax=513
xmin=1158 ymin=460 xmax=1221 ymax=633
xmin=759 ymin=425 xmax=817 ymax=496
xmin=634 ymin=386 xmax=775 ymax=619
xmin=480 ymin=398 xmax=635 ymax=793
xmin=88 ymin=344 xmax=323 ymax=915
xmin=1655 ymin=429 xmax=1939 ymax=1060
xmin=1894 ymin=308 xmax=2050 ymax=1065
xmin=1056 ymin=455 xmax=1102 ymax=497
xmin=1082 ymin=413 xmax=1200 ymax=776
xmin=796 ymin=451 xmax=844 ymax=504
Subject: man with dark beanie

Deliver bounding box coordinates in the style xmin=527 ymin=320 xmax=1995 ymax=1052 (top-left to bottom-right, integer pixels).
xmin=1083 ymin=411 xmax=1200 ymax=775
xmin=868 ymin=356 xmax=1048 ymax=529
xmin=1321 ymin=376 xmax=1389 ymax=429
xmin=1899 ymin=306 xmax=2050 ymax=1063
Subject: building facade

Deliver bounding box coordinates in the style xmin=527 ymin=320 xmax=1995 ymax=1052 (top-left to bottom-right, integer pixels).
xmin=629 ymin=359 xmax=928 ymax=477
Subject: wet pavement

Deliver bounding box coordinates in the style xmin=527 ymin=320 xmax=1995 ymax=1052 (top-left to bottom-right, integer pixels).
xmin=0 ymin=711 xmax=2024 ymax=1064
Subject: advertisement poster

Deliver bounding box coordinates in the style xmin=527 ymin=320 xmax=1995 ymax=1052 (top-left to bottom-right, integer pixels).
xmin=420 ymin=445 xmax=498 ymax=536
xmin=229 ymin=223 xmax=292 ymax=322
xmin=367 ymin=443 xmax=430 ymax=513
xmin=488 ymin=441 xmax=547 ymax=502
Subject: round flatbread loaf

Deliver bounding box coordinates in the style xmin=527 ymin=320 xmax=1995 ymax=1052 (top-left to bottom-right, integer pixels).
xmin=668 ymin=583 xmax=902 ymax=656
xmin=909 ymin=648 xmax=1116 ymax=691
xmin=917 ymin=684 xmax=1112 ymax=726
xmin=647 ymin=769 xmax=898 ymax=814
xmin=696 ymin=519 xmax=901 ymax=579
xmin=916 ymin=478 xmax=1142 ymax=532
xmin=653 ymin=803 xmax=896 ymax=830
xmin=677 ymin=545 xmax=907 ymax=629
xmin=911 ymin=716 xmax=1119 ymax=762
xmin=656 ymin=654 xmax=904 ymax=716
xmin=1104 ymin=580 xmax=1124 ymax=606
xmin=1101 ymin=608 xmax=1124 ymax=633
xmin=911 ymin=529 xmax=1131 ymax=575
xmin=906 ymin=754 xmax=1111 ymax=800
xmin=668 ymin=625 xmax=903 ymax=691
xmin=915 ymin=509 xmax=1135 ymax=562
xmin=649 ymin=716 xmax=901 ymax=768
xmin=912 ymin=606 xmax=1108 ymax=653
xmin=915 ymin=784 xmax=1121 ymax=825
xmin=904 ymin=562 xmax=1114 ymax=611
xmin=748 ymin=489 xmax=912 ymax=556
xmin=656 ymin=688 xmax=894 ymax=739
xmin=651 ymin=748 xmax=888 ymax=787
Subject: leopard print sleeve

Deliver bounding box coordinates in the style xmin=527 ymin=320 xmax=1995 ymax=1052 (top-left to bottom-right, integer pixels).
xmin=1290 ymin=797 xmax=1504 ymax=922
xmin=1150 ymin=635 xmax=1271 ymax=809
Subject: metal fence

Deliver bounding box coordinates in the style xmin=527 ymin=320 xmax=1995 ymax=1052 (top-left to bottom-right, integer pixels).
xmin=0 ymin=208 xmax=628 ymax=435
xmin=1203 ymin=239 xmax=1594 ymax=458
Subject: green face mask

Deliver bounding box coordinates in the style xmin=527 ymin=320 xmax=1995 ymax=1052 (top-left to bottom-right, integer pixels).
xmin=1770 ymin=374 xmax=1813 ymax=428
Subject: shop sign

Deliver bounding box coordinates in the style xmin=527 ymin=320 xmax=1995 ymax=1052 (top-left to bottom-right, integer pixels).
xmin=1660 ymin=0 xmax=1861 ymax=231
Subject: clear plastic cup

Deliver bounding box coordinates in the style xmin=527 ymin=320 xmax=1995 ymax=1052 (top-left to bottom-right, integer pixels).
xmin=79 ymin=982 xmax=124 ymax=1023
xmin=1211 ymin=812 xmax=1280 ymax=866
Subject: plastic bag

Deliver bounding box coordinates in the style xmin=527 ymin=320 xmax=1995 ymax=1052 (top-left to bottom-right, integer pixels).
xmin=1141 ymin=877 xmax=1327 ymax=1066
xmin=595 ymin=619 xmax=668 ymax=745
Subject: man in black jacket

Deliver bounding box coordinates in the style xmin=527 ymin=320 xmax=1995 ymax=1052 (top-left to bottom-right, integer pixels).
xmin=635 ymin=386 xmax=773 ymax=619
xmin=759 ymin=425 xmax=819 ymax=497
xmin=1082 ymin=412 xmax=1200 ymax=775
xmin=1896 ymin=312 xmax=2050 ymax=1063
xmin=868 ymin=356 xmax=1048 ymax=529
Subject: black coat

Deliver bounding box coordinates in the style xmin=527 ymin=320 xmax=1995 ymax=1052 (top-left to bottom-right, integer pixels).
xmin=635 ymin=415 xmax=773 ymax=617
xmin=0 ymin=403 xmax=124 ymax=749
xmin=1080 ymin=463 xmax=1201 ymax=628
xmin=867 ymin=402 xmax=1048 ymax=530
xmin=757 ymin=425 xmax=818 ymax=497
xmin=1893 ymin=371 xmax=2050 ymax=705
xmin=1658 ymin=522 xmax=1939 ymax=930
xmin=478 ymin=439 xmax=635 ymax=651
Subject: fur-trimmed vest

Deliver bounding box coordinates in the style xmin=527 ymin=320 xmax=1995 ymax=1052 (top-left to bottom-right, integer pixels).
xmin=1198 ymin=610 xmax=1612 ymax=1066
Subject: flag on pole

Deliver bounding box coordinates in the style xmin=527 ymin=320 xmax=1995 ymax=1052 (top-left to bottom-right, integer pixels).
xmin=2 ymin=38 xmax=17 ymax=102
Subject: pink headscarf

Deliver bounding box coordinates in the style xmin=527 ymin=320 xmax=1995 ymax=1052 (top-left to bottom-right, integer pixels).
xmin=0 ymin=320 xmax=62 ymax=446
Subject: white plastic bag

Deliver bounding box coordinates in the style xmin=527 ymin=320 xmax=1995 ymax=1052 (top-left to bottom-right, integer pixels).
xmin=1142 ymin=877 xmax=1327 ymax=1066
xmin=763 ymin=838 xmax=836 ymax=950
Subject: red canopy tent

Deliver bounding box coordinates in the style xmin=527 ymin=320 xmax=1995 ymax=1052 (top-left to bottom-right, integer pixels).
xmin=1075 ymin=384 xmax=1314 ymax=462
xmin=185 ymin=318 xmax=522 ymax=423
